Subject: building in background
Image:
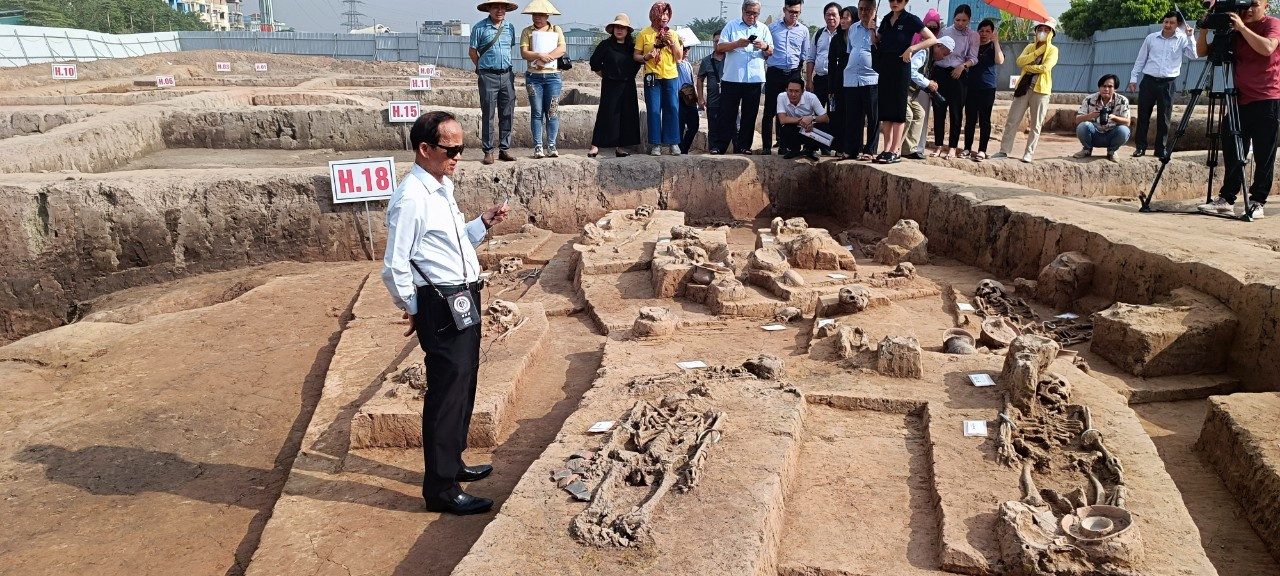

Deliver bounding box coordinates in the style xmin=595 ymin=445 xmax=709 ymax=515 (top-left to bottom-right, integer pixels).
xmin=420 ymin=20 xmax=470 ymax=36
xmin=166 ymin=0 xmax=231 ymax=31
xmin=350 ymin=24 xmax=393 ymax=34
xmin=228 ymin=0 xmax=244 ymax=30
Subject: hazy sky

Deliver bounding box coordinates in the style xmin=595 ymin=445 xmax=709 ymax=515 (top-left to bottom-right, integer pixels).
xmin=271 ymin=0 xmax=1072 ymax=34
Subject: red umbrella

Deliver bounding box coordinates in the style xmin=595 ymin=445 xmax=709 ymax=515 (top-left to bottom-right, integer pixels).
xmin=983 ymin=0 xmax=1051 ymax=23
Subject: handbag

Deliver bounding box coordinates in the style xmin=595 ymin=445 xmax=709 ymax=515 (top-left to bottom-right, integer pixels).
xmin=557 ymin=55 xmax=573 ymax=70
xmin=679 ymin=84 xmax=698 ymax=106
xmin=1013 ymin=52 xmax=1044 ymax=98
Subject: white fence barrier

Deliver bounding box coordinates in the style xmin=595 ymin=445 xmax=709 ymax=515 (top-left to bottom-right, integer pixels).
xmin=0 ymin=25 xmax=179 ymax=67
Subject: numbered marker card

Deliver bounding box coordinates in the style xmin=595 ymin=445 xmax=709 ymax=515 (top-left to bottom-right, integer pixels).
xmin=155 ymin=75 xmax=176 ymax=88
xmin=52 ymin=63 xmax=78 ymax=80
xmin=254 ymin=62 xmax=268 ymax=72
xmin=216 ymin=61 xmax=231 ymax=73
xmin=409 ymin=77 xmax=432 ymax=91
xmin=329 ymin=157 xmax=398 ymax=203
xmin=387 ymin=101 xmax=421 ymax=123
xmin=418 ymin=64 xmax=438 ymax=77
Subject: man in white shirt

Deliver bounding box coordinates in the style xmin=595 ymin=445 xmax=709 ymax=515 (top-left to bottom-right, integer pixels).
xmin=805 ymin=1 xmax=842 ymax=154
xmin=711 ymin=0 xmax=775 ymax=154
xmin=1128 ymin=10 xmax=1196 ymax=157
xmin=381 ymin=111 xmax=510 ymax=516
xmin=776 ymin=79 xmax=831 ymax=160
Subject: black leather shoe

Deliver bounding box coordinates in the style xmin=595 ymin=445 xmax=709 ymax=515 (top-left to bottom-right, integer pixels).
xmin=424 ymin=491 xmax=494 ymax=515
xmin=1132 ymin=148 xmax=1146 ymax=157
xmin=456 ymin=464 xmax=493 ymax=483
xmin=904 ymin=152 xmax=927 ymax=160
xmin=783 ymin=150 xmax=803 ymax=160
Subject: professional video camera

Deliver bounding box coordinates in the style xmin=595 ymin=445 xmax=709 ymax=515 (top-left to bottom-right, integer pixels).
xmin=1201 ymin=0 xmax=1252 ymax=32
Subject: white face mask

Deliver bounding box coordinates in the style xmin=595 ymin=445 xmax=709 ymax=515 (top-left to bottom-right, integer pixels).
xmin=1036 ymin=31 xmax=1048 ymax=41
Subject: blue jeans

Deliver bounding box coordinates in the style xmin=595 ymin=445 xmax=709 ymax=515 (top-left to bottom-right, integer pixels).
xmin=526 ymin=72 xmax=562 ymax=148
xmin=1076 ymin=122 xmax=1131 ymax=153
xmin=645 ymin=77 xmax=680 ymax=146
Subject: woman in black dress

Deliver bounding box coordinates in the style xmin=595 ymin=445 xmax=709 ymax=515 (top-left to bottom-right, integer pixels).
xmin=589 ymin=13 xmax=643 ymax=157
xmin=874 ymin=0 xmax=936 ymax=163
xmin=827 ymin=6 xmax=853 ymax=157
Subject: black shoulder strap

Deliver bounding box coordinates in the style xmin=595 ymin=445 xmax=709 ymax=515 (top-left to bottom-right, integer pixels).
xmin=477 ymin=23 xmax=505 ymax=58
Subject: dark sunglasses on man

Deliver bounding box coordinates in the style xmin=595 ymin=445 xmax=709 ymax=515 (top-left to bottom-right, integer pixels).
xmin=429 ymin=142 xmax=466 ymax=158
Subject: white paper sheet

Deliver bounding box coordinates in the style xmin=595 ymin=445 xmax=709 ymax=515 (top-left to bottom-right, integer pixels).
xmin=588 ymin=420 xmax=614 ymax=433
xmin=963 ymin=420 xmax=989 ymax=437
xmin=761 ymin=324 xmax=787 ymax=331
xmin=956 ymin=302 xmax=976 ymax=312
xmin=968 ymin=373 xmax=996 ymax=387
xmin=827 ymin=273 xmax=849 ymax=279
xmin=676 ymin=360 xmax=708 ymax=370
xmin=802 ymin=128 xmax=834 ymax=146
xmin=532 ymin=30 xmax=559 ymax=70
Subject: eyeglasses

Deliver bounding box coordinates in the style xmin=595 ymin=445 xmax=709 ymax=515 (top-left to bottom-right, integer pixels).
xmin=429 ymin=142 xmax=465 ymax=158
xmin=889 ymin=0 xmax=906 ymax=4
xmin=743 ymin=10 xmax=760 ymax=16
xmin=785 ymin=8 xmax=803 ymax=14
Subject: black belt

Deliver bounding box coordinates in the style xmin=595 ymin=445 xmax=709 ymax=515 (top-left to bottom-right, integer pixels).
xmin=478 ymin=67 xmax=512 ymax=74
xmin=1144 ymin=75 xmax=1175 ymax=82
xmin=418 ymin=281 xmax=483 ymax=298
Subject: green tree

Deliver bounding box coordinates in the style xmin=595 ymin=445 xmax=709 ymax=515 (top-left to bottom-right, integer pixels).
xmin=687 ymin=16 xmax=727 ymax=41
xmin=996 ymin=11 xmax=1037 ymax=42
xmin=0 ymin=0 xmax=209 ymax=33
xmin=1059 ymin=0 xmax=1204 ymax=39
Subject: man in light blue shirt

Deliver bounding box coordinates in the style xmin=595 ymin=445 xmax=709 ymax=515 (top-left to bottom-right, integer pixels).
xmin=1128 ymin=10 xmax=1196 ymax=157
xmin=837 ymin=0 xmax=879 ymax=159
xmin=469 ymin=1 xmax=519 ymax=164
xmin=711 ymin=0 xmax=775 ymax=154
xmin=762 ymin=0 xmax=811 ymax=154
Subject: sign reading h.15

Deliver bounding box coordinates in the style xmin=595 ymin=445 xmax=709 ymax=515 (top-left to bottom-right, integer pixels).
xmin=388 ymin=101 xmax=421 ymax=123
xmin=52 ymin=63 xmax=77 ymax=80
xmin=156 ymin=75 xmax=177 ymax=88
xmin=216 ymin=61 xmax=232 ymax=72
xmin=329 ymin=157 xmax=398 ymax=203
xmin=418 ymin=64 xmax=437 ymax=77
xmin=254 ymin=62 xmax=268 ymax=72
xmin=409 ymin=77 xmax=432 ymax=91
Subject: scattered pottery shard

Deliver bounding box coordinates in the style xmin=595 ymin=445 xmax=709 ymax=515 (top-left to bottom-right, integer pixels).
xmin=876 ymin=336 xmax=923 ymax=379
xmin=557 ymin=474 xmax=581 ymax=489
xmin=632 ymin=306 xmax=679 ymax=338
xmin=781 ymin=269 xmax=805 ymax=287
xmin=749 ymin=247 xmax=791 ymax=273
xmin=581 ymin=222 xmax=613 ymax=246
xmin=980 ymin=315 xmax=1020 ymax=349
xmin=570 ymin=450 xmax=595 ymax=461
xmin=742 ymin=354 xmax=785 ymax=380
xmin=566 ymin=480 xmax=592 ymax=501
xmin=873 ymin=219 xmax=929 ymax=265
xmin=837 ymin=286 xmax=872 ymax=314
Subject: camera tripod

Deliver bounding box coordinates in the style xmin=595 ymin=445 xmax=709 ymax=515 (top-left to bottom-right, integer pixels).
xmin=1139 ymin=53 xmax=1261 ymax=222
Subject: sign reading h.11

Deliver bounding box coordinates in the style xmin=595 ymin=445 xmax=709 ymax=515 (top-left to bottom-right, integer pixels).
xmin=328 ymin=157 xmax=398 ymax=203
xmin=388 ymin=101 xmax=421 ymax=123
xmin=156 ymin=75 xmax=177 ymax=88
xmin=409 ymin=77 xmax=432 ymax=91
xmin=52 ymin=63 xmax=77 ymax=80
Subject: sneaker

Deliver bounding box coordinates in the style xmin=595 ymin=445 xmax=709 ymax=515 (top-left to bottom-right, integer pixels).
xmin=990 ymin=152 xmax=1008 ymax=159
xmin=668 ymin=145 xmax=682 ymax=156
xmin=1020 ymin=153 xmax=1033 ymax=163
xmin=650 ymin=145 xmax=662 ymax=157
xmin=1106 ymin=151 xmax=1118 ymax=163
xmin=533 ymin=145 xmax=545 ymax=159
xmin=547 ymin=145 xmax=559 ymax=158
xmin=1246 ymin=202 xmax=1266 ymax=219
xmin=1072 ymin=149 xmax=1092 ymax=159
xmin=1198 ymin=198 xmax=1235 ymax=215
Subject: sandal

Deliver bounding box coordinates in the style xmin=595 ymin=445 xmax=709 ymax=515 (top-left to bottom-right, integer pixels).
xmin=873 ymin=151 xmax=892 ymax=164
xmin=930 ymin=147 xmax=944 ymax=158
xmin=958 ymin=150 xmax=970 ymax=159
xmin=836 ymin=152 xmax=853 ymax=161
xmin=972 ymin=151 xmax=987 ymax=162
xmin=886 ymin=153 xmax=902 ymax=164
xmin=859 ymin=153 xmax=877 ymax=162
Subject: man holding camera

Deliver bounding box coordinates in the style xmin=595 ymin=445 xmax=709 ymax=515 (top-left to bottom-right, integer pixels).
xmin=1129 ymin=11 xmax=1196 ymax=158
xmin=1072 ymin=74 xmax=1132 ymax=162
xmin=903 ymin=36 xmax=955 ymax=158
xmin=1195 ymin=0 xmax=1280 ymax=219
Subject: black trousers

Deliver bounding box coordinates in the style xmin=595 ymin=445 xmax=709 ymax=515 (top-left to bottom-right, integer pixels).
xmin=932 ymin=66 xmax=967 ymax=148
xmin=762 ymin=66 xmax=803 ymax=151
xmin=714 ymin=81 xmax=762 ymax=153
xmin=1136 ymin=74 xmax=1175 ymax=154
xmin=779 ymin=123 xmax=818 ymax=153
xmin=964 ymin=88 xmax=996 ymax=153
xmin=679 ymin=101 xmax=700 ymax=154
xmin=413 ymin=283 xmax=482 ymax=501
xmin=840 ymin=84 xmax=879 ymax=155
xmin=812 ymin=74 xmax=833 ymax=152
xmin=1220 ymin=98 xmax=1280 ymax=206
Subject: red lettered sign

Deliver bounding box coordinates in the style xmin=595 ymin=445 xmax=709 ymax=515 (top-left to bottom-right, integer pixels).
xmin=409 ymin=77 xmax=432 ymax=91
xmin=418 ymin=64 xmax=437 ymax=77
xmin=328 ymin=157 xmax=398 ymax=203
xmin=387 ymin=101 xmax=420 ymax=123
xmin=215 ymin=61 xmax=232 ymax=72
xmin=155 ymin=75 xmax=176 ymax=87
xmin=52 ymin=64 xmax=78 ymax=80
xmin=254 ymin=62 xmax=268 ymax=72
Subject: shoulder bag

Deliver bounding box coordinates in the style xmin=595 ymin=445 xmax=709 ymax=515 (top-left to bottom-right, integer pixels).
xmin=1013 ymin=52 xmax=1043 ymax=98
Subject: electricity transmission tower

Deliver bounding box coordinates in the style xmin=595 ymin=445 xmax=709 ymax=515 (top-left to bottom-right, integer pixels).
xmin=342 ymin=0 xmax=367 ymax=32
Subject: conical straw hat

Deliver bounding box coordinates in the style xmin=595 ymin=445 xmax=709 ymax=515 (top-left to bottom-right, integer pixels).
xmin=476 ymin=1 xmax=518 ymax=12
xmin=522 ymin=0 xmax=560 ymax=15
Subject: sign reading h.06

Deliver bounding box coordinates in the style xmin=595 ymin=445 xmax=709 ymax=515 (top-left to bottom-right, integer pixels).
xmin=52 ymin=64 xmax=77 ymax=80
xmin=328 ymin=157 xmax=398 ymax=204
xmin=156 ymin=75 xmax=177 ymax=87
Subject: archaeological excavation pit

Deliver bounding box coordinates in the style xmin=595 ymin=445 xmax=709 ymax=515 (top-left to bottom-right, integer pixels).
xmin=2 ymin=53 xmax=1279 ymax=576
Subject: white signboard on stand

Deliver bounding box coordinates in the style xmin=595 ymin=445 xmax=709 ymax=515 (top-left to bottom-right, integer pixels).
xmin=1010 ymin=75 xmax=1020 ymax=89
xmin=155 ymin=75 xmax=176 ymax=88
xmin=388 ymin=101 xmax=421 ymax=123
xmin=329 ymin=157 xmax=398 ymax=204
xmin=216 ymin=61 xmax=232 ymax=72
xmin=409 ymin=77 xmax=432 ymax=91
xmin=52 ymin=63 xmax=78 ymax=80
xmin=418 ymin=64 xmax=438 ymax=77
xmin=254 ymin=62 xmax=268 ymax=72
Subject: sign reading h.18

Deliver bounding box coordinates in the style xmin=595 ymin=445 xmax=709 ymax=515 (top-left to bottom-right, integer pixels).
xmin=328 ymin=157 xmax=398 ymax=203
xmin=409 ymin=77 xmax=432 ymax=91
xmin=216 ymin=62 xmax=232 ymax=72
xmin=156 ymin=75 xmax=177 ymax=88
xmin=52 ymin=63 xmax=78 ymax=80
xmin=418 ymin=64 xmax=438 ymax=77
xmin=254 ymin=62 xmax=268 ymax=72
xmin=388 ymin=101 xmax=421 ymax=123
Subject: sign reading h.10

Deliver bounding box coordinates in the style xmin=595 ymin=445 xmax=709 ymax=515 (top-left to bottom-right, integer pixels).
xmin=328 ymin=157 xmax=398 ymax=203
xmin=156 ymin=75 xmax=177 ymax=88
xmin=418 ymin=64 xmax=438 ymax=77
xmin=52 ymin=63 xmax=78 ymax=80
xmin=409 ymin=77 xmax=432 ymax=91
xmin=388 ymin=101 xmax=421 ymax=123
xmin=216 ymin=61 xmax=232 ymax=72
xmin=254 ymin=62 xmax=268 ymax=72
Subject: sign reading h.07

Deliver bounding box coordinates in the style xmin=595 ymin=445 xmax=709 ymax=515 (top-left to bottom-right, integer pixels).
xmin=388 ymin=101 xmax=420 ymax=123
xmin=409 ymin=77 xmax=432 ymax=91
xmin=418 ymin=64 xmax=438 ymax=77
xmin=52 ymin=64 xmax=77 ymax=80
xmin=155 ymin=75 xmax=177 ymax=87
xmin=328 ymin=157 xmax=398 ymax=204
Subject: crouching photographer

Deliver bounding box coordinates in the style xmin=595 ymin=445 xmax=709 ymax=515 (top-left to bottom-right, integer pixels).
xmin=1195 ymin=0 xmax=1280 ymax=219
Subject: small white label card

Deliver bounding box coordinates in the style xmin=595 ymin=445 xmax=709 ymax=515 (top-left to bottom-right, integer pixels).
xmin=676 ymin=360 xmax=708 ymax=370
xmin=956 ymin=302 xmax=976 ymax=312
xmin=816 ymin=318 xmax=836 ymax=329
xmin=761 ymin=235 xmax=774 ymax=244
xmin=1055 ymin=312 xmax=1080 ymax=319
xmin=827 ymin=273 xmax=849 ymax=279
xmin=963 ymin=420 xmax=989 ymax=437
xmin=588 ymin=421 xmax=615 ymax=433
xmin=761 ymin=324 xmax=787 ymax=331
xmin=657 ymin=237 xmax=671 ymax=244
xmin=842 ymin=244 xmax=854 ymax=250
xmin=968 ymin=373 xmax=996 ymax=387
